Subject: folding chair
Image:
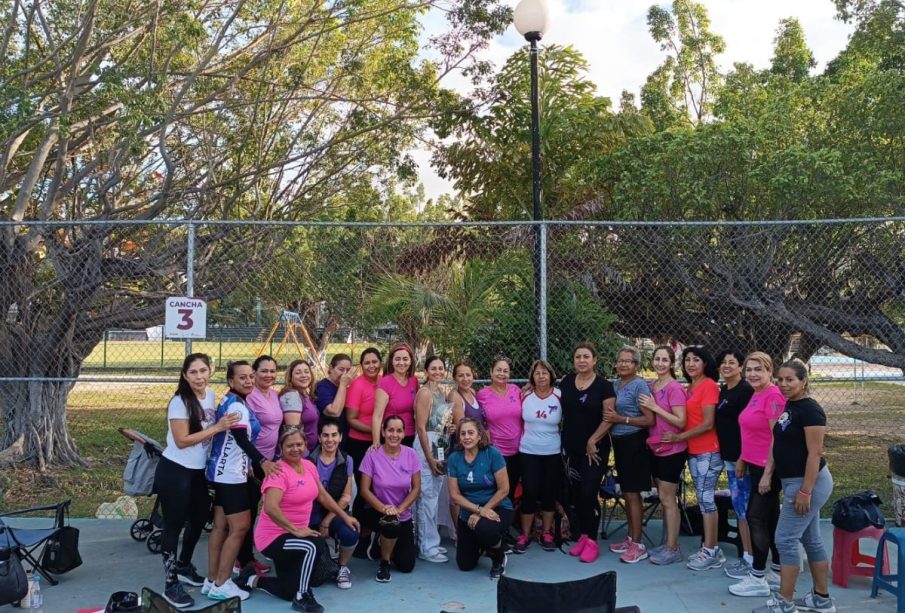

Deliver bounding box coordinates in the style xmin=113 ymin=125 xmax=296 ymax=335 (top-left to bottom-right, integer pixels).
xmin=0 ymin=500 xmax=71 ymax=585
xmin=598 ymin=467 xmax=660 ymax=546
xmin=497 ymin=570 xmax=641 ymax=612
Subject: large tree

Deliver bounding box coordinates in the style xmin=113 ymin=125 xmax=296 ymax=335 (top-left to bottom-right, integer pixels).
xmin=0 ymin=0 xmax=509 ymax=467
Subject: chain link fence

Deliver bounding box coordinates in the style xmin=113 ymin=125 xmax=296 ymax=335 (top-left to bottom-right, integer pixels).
xmin=1 ymin=219 xmax=903 ymax=516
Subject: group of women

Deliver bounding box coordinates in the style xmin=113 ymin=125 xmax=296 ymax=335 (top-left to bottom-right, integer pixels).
xmin=155 ymin=340 xmax=836 ymax=613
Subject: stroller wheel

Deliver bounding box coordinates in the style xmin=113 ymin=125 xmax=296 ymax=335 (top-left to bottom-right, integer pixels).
xmin=147 ymin=529 xmax=163 ymax=554
xmin=131 ymin=519 xmax=153 ymax=541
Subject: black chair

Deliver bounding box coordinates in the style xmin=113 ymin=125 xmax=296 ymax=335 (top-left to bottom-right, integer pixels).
xmin=140 ymin=587 xmax=240 ymax=612
xmin=497 ymin=570 xmax=640 ymax=612
xmin=0 ymin=500 xmax=71 ymax=585
xmin=598 ymin=468 xmax=660 ymax=546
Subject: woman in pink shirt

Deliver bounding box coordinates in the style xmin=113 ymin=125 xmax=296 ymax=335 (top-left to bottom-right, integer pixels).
xmin=475 ymin=356 xmax=523 ymax=507
xmin=240 ymin=426 xmax=358 ymax=612
xmin=344 ymin=348 xmax=382 ymax=533
xmin=729 ymin=351 xmax=787 ymax=598
xmin=371 ymin=343 xmax=419 ymax=448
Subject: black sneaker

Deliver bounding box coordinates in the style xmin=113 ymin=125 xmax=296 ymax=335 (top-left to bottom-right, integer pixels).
xmin=490 ymin=552 xmax=508 ymax=579
xmin=366 ymin=533 xmax=381 ymax=561
xmin=163 ymin=582 xmax=194 ymax=609
xmin=175 ymin=561 xmax=204 ymax=586
xmin=291 ymin=590 xmax=325 ymax=613
xmin=235 ymin=563 xmax=257 ymax=592
xmin=376 ymin=560 xmax=392 ymax=583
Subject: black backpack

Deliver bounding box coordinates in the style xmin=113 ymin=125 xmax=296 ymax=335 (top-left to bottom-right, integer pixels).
xmin=831 ymin=490 xmax=885 ymax=533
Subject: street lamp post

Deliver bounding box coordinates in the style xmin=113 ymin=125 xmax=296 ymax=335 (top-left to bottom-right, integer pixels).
xmin=514 ymin=0 xmax=550 ymax=359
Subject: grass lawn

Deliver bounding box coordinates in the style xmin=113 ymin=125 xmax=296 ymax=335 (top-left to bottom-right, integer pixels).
xmin=1 ymin=380 xmax=901 ymax=518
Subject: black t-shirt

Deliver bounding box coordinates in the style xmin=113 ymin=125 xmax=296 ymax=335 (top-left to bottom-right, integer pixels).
xmin=714 ymin=380 xmax=754 ymax=462
xmin=772 ymin=397 xmax=827 ymax=480
xmin=560 ymin=373 xmax=616 ymax=455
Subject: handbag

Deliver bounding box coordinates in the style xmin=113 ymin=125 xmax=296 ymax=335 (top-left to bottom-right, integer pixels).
xmin=831 ymin=490 xmax=885 ymax=533
xmin=40 ymin=525 xmax=83 ymax=574
xmin=0 ymin=549 xmax=28 ymax=606
xmin=308 ymin=537 xmax=338 ymax=587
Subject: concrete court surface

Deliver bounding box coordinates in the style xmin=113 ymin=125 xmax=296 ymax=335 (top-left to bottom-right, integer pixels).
xmin=10 ymin=518 xmax=898 ymax=613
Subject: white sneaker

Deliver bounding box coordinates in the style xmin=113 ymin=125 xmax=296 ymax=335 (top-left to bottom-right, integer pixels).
xmin=728 ymin=573 xmax=771 ymax=597
xmin=419 ymin=552 xmax=449 ymax=563
xmin=765 ymin=568 xmax=781 ymax=589
xmin=438 ymin=546 xmax=448 ymax=554
xmin=336 ymin=565 xmax=352 ymax=590
xmin=201 ymin=578 xmax=214 ymax=596
xmin=208 ymin=579 xmax=250 ymax=601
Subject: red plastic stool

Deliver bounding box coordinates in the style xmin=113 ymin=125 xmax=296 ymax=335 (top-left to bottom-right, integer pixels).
xmin=832 ymin=525 xmax=891 ymax=588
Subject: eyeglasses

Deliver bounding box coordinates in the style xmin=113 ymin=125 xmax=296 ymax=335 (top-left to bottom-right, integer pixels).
xmin=615 ymin=359 xmax=637 ymax=365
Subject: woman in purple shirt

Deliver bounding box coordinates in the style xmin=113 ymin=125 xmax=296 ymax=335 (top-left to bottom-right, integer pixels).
xmin=359 ymin=415 xmax=422 ymax=583
xmin=279 ymin=359 xmax=320 ymax=450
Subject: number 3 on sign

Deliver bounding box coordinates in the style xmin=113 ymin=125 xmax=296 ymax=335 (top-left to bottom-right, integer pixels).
xmin=165 ymin=297 xmax=207 ymax=339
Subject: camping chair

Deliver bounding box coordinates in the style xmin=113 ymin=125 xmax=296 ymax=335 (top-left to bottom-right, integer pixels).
xmin=141 ymin=587 xmax=240 ymax=612
xmin=0 ymin=500 xmax=71 ymax=585
xmin=497 ymin=570 xmax=641 ymax=612
xmin=598 ymin=467 xmax=660 ymax=546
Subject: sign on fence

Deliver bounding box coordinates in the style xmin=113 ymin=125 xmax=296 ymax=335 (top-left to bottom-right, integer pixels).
xmin=164 ymin=297 xmax=207 ymax=339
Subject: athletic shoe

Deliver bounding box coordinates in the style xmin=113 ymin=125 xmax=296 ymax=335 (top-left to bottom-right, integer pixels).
xmin=569 ymin=534 xmax=589 ymax=557
xmin=579 ymin=538 xmax=600 ymax=563
xmin=608 ymin=536 xmax=632 ymax=554
xmin=649 ymin=545 xmax=683 ymax=565
xmin=419 ymin=552 xmax=449 ymax=563
xmin=647 ymin=543 xmax=666 ymax=558
xmin=366 ymin=533 xmax=381 ymax=561
xmin=175 ymin=562 xmax=205 ymax=586
xmin=163 ymin=583 xmax=194 ymax=609
xmin=514 ymin=534 xmax=530 ymax=554
xmin=292 ymin=590 xmax=324 ymax=613
xmin=201 ymin=578 xmax=214 ymax=596
xmin=490 ymin=551 xmax=508 ymax=579
xmin=686 ymin=547 xmax=726 ymax=571
xmin=541 ymin=531 xmax=556 ymax=552
xmin=336 ymin=565 xmax=352 ymax=590
xmin=729 ymin=573 xmax=772 ymax=597
xmin=794 ymin=590 xmax=836 ymax=613
xmin=234 ymin=563 xmax=257 ymax=592
xmin=725 ymin=558 xmax=753 ymax=579
xmin=438 ymin=546 xmax=448 ymax=554
xmin=208 ymin=579 xmax=250 ymax=602
xmin=751 ymin=593 xmax=797 ymax=613
xmin=765 ymin=568 xmax=781 ymax=590
xmin=376 ymin=560 xmax=392 ymax=583
xmin=619 ymin=540 xmax=649 ymax=564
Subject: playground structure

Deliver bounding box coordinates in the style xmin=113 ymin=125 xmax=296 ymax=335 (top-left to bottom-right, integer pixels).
xmin=255 ymin=311 xmax=326 ymax=375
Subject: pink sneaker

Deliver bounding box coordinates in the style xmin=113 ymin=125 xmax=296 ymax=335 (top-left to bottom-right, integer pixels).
xmin=619 ymin=540 xmax=649 ymax=564
xmin=569 ymin=535 xmax=589 ymax=557
xmin=514 ymin=534 xmax=530 ymax=554
xmin=579 ymin=538 xmax=600 ymax=563
xmin=608 ymin=536 xmax=632 ymax=554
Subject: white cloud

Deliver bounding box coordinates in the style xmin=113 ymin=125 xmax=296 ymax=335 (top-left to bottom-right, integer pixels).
xmin=419 ymin=0 xmax=855 ymax=199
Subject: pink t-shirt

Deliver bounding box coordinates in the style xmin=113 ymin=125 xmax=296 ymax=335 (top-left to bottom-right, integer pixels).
xmin=254 ymin=458 xmax=319 ymax=551
xmin=359 ymin=445 xmax=420 ymax=521
xmin=647 ymin=379 xmax=688 ymax=457
xmin=246 ymin=387 xmax=283 ymax=461
xmin=377 ymin=374 xmax=419 ymax=437
xmin=476 ymin=384 xmax=523 ymax=456
xmin=346 ymin=376 xmax=379 ymax=441
xmin=739 ymin=385 xmax=786 ymax=467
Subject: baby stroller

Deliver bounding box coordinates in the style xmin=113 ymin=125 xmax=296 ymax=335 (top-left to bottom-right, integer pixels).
xmin=119 ymin=428 xmax=166 ymax=553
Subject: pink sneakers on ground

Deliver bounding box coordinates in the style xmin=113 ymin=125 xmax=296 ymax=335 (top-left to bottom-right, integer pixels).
xmin=569 ymin=534 xmax=589 ymax=557
xmin=619 ymin=540 xmax=649 ymax=564
xmin=608 ymin=536 xmax=632 ymax=554
xmin=579 ymin=538 xmax=600 ymax=563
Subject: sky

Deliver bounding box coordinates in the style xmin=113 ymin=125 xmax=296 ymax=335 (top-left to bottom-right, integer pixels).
xmin=414 ymin=0 xmax=856 ymax=199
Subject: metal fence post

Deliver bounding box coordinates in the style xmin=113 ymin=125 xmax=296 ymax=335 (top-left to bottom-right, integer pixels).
xmin=539 ymin=221 xmax=548 ymax=360
xmin=186 ymin=221 xmax=195 ymax=357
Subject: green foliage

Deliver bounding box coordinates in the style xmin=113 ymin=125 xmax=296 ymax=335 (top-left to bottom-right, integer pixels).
xmin=770 ymin=18 xmax=816 ymax=81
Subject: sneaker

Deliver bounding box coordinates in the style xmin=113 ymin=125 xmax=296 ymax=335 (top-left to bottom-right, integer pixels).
xmin=175 ymin=562 xmax=205 ymax=586
xmin=336 ymin=565 xmax=352 ymax=590
xmin=514 ymin=534 xmax=530 ymax=554
xmin=376 ymin=560 xmax=392 ymax=583
xmin=292 ymin=590 xmax=324 ymax=613
xmin=649 ymin=545 xmax=683 ymax=565
xmin=619 ymin=540 xmax=649 ymax=564
xmin=366 ymin=533 xmax=381 ymax=561
xmin=569 ymin=535 xmax=589 ymax=557
xmin=647 ymin=543 xmax=666 ymax=558
xmin=686 ymin=547 xmax=726 ymax=571
xmin=541 ymin=531 xmax=556 ymax=552
xmin=725 ymin=558 xmax=753 ymax=579
xmin=419 ymin=552 xmax=449 ymax=563
xmin=490 ymin=551 xmax=508 ymax=579
xmin=751 ymin=592 xmax=797 ymax=613
xmin=438 ymin=546 xmax=448 ymax=554
xmin=729 ymin=573 xmax=772 ymax=597
xmin=201 ymin=578 xmax=214 ymax=596
xmin=765 ymin=568 xmax=781 ymax=590
xmin=794 ymin=590 xmax=835 ymax=613
xmin=208 ymin=579 xmax=250 ymax=602
xmin=608 ymin=536 xmax=632 ymax=554
xmin=163 ymin=583 xmax=194 ymax=609
xmin=579 ymin=538 xmax=600 ymax=563
xmin=235 ymin=563 xmax=257 ymax=592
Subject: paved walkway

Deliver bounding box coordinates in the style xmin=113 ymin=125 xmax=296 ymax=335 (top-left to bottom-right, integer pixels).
xmin=17 ymin=519 xmax=898 ymax=612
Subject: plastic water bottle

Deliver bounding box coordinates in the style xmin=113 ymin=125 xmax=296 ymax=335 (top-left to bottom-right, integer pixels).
xmin=29 ymin=574 xmax=42 ymax=612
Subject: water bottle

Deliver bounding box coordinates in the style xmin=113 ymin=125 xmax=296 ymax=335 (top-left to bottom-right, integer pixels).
xmin=29 ymin=574 xmax=42 ymax=612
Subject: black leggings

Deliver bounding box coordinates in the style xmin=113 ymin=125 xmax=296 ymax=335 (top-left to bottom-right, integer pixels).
xmin=503 ymin=454 xmax=521 ymax=506
xmin=346 ymin=437 xmax=372 ymax=520
xmin=238 ymin=465 xmax=263 ymax=567
xmin=519 ymin=453 xmax=561 ymax=515
xmin=155 ymin=457 xmax=210 ymax=584
xmin=361 ymin=507 xmax=416 ymax=572
xmin=747 ymin=464 xmax=781 ymax=571
xmin=258 ymin=533 xmax=324 ymax=601
xmin=456 ymin=507 xmax=513 ymax=571
xmin=565 ymin=442 xmax=609 ymax=540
